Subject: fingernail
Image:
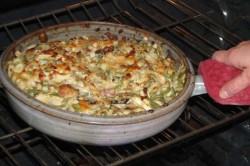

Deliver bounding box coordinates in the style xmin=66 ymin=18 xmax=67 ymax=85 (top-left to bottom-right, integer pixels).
xmin=220 ymin=90 xmax=229 ymax=99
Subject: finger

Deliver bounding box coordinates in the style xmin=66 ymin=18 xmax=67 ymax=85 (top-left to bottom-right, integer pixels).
xmin=212 ymin=41 xmax=250 ymax=63
xmin=212 ymin=47 xmax=247 ymax=69
xmin=219 ymin=69 xmax=250 ymax=99
xmin=237 ymin=41 xmax=249 ymax=47
xmin=212 ymin=50 xmax=228 ymax=62
xmin=212 ymin=50 xmax=237 ymax=67
xmin=212 ymin=41 xmax=248 ymax=66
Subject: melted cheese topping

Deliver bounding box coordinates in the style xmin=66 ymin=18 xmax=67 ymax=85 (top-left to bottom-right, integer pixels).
xmin=7 ymin=36 xmax=186 ymax=116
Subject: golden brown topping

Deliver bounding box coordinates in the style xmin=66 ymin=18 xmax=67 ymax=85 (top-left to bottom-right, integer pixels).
xmin=126 ymin=65 xmax=139 ymax=73
xmin=25 ymin=48 xmax=35 ymax=53
xmin=7 ymin=34 xmax=187 ymax=116
xmin=42 ymin=49 xmax=55 ymax=55
xmin=39 ymin=32 xmax=48 ymax=43
xmin=79 ymin=100 xmax=90 ymax=111
xmin=58 ymin=84 xmax=79 ymax=98
xmin=38 ymin=72 xmax=45 ymax=81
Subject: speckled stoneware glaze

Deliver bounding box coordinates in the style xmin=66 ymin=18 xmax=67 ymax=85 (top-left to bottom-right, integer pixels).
xmin=0 ymin=22 xmax=206 ymax=145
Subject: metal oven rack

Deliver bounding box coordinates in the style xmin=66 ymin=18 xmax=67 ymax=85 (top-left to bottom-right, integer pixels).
xmin=0 ymin=0 xmax=250 ymax=165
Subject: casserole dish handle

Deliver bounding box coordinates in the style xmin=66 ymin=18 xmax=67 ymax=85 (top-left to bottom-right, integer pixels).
xmin=192 ymin=75 xmax=207 ymax=97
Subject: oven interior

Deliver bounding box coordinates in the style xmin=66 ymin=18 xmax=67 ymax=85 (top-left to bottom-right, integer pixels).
xmin=0 ymin=0 xmax=250 ymax=165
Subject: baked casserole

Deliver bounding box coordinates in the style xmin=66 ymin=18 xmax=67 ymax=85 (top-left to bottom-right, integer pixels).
xmin=7 ymin=35 xmax=186 ymax=116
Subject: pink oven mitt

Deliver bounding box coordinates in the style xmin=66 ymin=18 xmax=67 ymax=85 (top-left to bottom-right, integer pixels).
xmin=198 ymin=59 xmax=250 ymax=105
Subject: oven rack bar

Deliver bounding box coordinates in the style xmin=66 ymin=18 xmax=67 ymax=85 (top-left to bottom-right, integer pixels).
xmin=0 ymin=0 xmax=249 ymax=165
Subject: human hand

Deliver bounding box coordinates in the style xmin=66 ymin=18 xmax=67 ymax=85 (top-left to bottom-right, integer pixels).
xmin=212 ymin=41 xmax=250 ymax=99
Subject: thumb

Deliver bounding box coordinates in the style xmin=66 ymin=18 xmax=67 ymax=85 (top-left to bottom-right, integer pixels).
xmin=219 ymin=70 xmax=250 ymax=99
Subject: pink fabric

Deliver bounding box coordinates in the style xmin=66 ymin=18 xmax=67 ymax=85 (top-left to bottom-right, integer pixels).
xmin=198 ymin=59 xmax=250 ymax=105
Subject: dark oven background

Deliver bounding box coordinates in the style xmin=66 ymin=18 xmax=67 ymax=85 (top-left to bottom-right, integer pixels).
xmin=0 ymin=0 xmax=250 ymax=166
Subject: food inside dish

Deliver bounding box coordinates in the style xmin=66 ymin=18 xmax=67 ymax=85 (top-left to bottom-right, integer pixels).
xmin=7 ymin=34 xmax=186 ymax=116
